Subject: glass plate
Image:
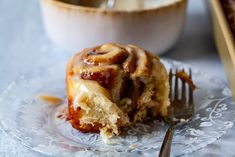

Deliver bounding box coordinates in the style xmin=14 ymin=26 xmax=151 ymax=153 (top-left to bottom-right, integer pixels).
xmin=0 ymin=59 xmax=234 ymax=157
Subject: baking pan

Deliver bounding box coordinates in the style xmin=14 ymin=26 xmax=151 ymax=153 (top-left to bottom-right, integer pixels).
xmin=209 ymin=0 xmax=235 ymax=99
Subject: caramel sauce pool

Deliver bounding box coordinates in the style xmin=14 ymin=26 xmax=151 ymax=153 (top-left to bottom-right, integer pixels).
xmin=38 ymin=95 xmax=64 ymax=106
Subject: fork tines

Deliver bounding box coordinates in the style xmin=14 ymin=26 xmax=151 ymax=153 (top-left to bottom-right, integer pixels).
xmin=169 ymin=68 xmax=194 ymax=107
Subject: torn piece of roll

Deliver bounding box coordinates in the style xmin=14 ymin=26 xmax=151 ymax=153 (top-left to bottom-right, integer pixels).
xmin=66 ymin=43 xmax=170 ymax=140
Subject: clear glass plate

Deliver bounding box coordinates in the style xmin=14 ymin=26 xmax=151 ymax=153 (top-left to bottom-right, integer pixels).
xmin=0 ymin=59 xmax=234 ymax=157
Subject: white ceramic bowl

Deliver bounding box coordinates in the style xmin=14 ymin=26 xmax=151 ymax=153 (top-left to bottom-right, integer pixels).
xmin=40 ymin=0 xmax=187 ymax=54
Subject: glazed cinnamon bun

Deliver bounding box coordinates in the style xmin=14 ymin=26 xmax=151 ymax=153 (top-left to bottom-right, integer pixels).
xmin=66 ymin=43 xmax=170 ymax=139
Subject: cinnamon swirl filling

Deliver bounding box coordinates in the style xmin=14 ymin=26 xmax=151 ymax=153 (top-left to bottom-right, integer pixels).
xmin=66 ymin=43 xmax=170 ymax=138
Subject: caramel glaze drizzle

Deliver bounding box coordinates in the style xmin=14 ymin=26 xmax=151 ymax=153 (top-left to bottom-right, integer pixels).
xmin=69 ymin=43 xmax=155 ymax=121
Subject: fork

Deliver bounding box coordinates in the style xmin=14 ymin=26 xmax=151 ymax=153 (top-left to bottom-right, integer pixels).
xmin=159 ymin=68 xmax=194 ymax=157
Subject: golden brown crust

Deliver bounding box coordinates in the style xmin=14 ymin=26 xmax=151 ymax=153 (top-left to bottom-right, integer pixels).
xmin=66 ymin=43 xmax=170 ymax=136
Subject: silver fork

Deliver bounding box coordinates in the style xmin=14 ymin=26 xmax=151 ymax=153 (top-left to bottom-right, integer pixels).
xmin=159 ymin=68 xmax=194 ymax=157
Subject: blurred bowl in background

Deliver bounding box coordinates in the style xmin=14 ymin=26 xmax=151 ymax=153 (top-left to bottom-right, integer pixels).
xmin=40 ymin=0 xmax=187 ymax=54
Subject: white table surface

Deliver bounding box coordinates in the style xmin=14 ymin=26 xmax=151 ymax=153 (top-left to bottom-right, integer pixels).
xmin=0 ymin=0 xmax=234 ymax=156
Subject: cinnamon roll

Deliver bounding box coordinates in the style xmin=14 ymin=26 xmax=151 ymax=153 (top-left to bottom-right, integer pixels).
xmin=66 ymin=43 xmax=170 ymax=139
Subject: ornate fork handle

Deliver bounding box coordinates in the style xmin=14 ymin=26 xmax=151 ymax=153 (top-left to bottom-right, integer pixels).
xmin=159 ymin=126 xmax=174 ymax=157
